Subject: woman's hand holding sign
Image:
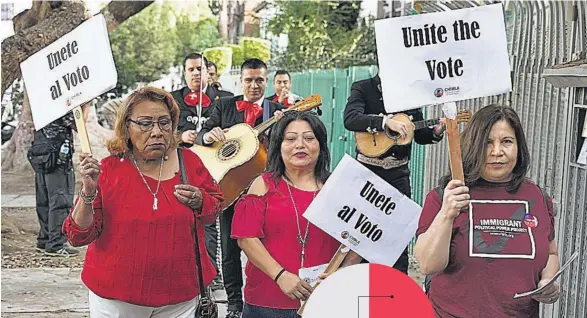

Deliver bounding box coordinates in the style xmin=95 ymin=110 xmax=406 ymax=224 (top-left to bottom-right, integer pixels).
xmin=276 ymin=271 xmax=313 ymax=301
xmin=441 ymin=180 xmax=470 ymax=219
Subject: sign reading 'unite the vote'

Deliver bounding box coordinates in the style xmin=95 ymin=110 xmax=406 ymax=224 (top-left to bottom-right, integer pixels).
xmin=20 ymin=14 xmax=117 ymax=130
xmin=374 ymin=3 xmax=511 ymax=113
xmin=304 ymin=155 xmax=422 ymax=267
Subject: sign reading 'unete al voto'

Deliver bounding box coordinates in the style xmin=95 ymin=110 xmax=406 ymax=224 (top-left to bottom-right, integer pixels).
xmin=20 ymin=14 xmax=117 ymax=130
xmin=303 ymin=154 xmax=422 ymax=267
xmin=375 ymin=3 xmax=511 ymax=113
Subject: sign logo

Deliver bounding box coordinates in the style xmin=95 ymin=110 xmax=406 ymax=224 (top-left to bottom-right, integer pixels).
xmin=434 ymin=88 xmax=443 ymax=97
xmin=341 ymin=231 xmax=349 ymax=239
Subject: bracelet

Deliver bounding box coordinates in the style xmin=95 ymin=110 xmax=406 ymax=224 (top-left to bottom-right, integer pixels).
xmin=78 ymin=187 xmax=98 ymax=205
xmin=274 ymin=268 xmax=286 ymax=283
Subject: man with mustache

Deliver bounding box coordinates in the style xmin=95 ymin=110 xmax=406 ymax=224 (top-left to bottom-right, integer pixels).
xmin=171 ymin=52 xmax=233 ymax=292
xmin=266 ymin=70 xmax=302 ymax=108
xmin=196 ymin=58 xmax=284 ymax=318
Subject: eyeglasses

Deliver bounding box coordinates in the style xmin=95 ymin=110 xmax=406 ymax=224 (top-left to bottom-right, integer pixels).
xmin=128 ymin=118 xmax=172 ymax=132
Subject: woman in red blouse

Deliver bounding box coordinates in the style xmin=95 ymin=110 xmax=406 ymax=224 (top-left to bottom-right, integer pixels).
xmin=62 ymin=87 xmax=223 ymax=317
xmin=415 ymin=105 xmax=560 ymax=317
xmin=232 ymin=111 xmax=359 ymax=318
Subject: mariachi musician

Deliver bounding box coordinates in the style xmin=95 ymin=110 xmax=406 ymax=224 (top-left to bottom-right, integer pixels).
xmin=343 ymin=69 xmax=446 ymax=274
xmin=172 ymin=53 xmax=233 ymax=148
xmin=266 ymin=70 xmax=303 ymax=108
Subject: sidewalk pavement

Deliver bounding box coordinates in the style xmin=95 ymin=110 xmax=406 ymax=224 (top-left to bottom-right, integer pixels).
xmin=1 ymin=268 xmax=230 ymax=317
xmin=1 ymin=195 xmax=36 ymax=208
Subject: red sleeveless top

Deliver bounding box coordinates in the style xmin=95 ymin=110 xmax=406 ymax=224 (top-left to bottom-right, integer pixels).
xmin=232 ymin=173 xmax=340 ymax=309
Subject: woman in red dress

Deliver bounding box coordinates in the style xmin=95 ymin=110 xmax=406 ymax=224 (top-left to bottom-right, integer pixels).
xmin=62 ymin=87 xmax=223 ymax=317
xmin=232 ymin=111 xmax=359 ymax=317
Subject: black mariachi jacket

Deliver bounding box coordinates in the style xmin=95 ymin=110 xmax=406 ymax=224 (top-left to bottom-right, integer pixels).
xmin=195 ymin=95 xmax=284 ymax=146
xmin=343 ymin=75 xmax=442 ymax=160
xmin=172 ymin=85 xmax=234 ymax=135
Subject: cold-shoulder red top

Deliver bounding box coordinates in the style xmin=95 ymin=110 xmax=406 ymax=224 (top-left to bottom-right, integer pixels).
xmin=63 ymin=148 xmax=223 ymax=307
xmin=231 ymin=173 xmax=340 ymax=309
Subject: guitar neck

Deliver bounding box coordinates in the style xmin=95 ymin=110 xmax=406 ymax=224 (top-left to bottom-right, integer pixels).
xmin=254 ymin=108 xmax=294 ymax=135
xmin=414 ymin=118 xmax=440 ymax=130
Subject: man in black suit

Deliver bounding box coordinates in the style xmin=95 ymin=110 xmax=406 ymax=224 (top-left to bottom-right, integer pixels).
xmin=196 ymin=58 xmax=284 ymax=318
xmin=266 ymin=70 xmax=302 ymax=108
xmin=171 ymin=52 xmax=233 ymax=292
xmin=172 ymin=53 xmax=233 ymax=147
xmin=343 ymin=72 xmax=446 ymax=274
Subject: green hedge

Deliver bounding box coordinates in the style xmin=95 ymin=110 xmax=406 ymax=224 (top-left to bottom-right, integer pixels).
xmin=240 ymin=37 xmax=271 ymax=62
xmin=227 ymin=44 xmax=244 ymax=67
xmin=203 ymin=47 xmax=232 ymax=74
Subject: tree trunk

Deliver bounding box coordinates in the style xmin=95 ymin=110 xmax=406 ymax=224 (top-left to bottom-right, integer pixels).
xmin=1 ymin=0 xmax=154 ymax=99
xmin=1 ymin=0 xmax=154 ymax=173
xmin=1 ymin=87 xmax=34 ymax=171
xmin=218 ymin=0 xmax=229 ymax=41
xmin=1 ymin=1 xmax=90 ymax=99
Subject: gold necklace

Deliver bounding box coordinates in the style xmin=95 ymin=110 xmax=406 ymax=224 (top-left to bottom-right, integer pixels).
xmin=130 ymin=154 xmax=164 ymax=211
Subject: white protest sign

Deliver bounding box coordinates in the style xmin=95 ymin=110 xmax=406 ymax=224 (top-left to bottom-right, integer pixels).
xmin=20 ymin=14 xmax=117 ymax=130
xmin=303 ymin=154 xmax=422 ymax=267
xmin=375 ymin=3 xmax=511 ymax=113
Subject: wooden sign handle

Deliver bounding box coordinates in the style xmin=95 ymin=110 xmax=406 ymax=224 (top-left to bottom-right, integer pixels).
xmin=445 ymin=118 xmax=464 ymax=182
xmin=297 ymin=244 xmax=349 ymax=316
xmin=73 ymin=105 xmax=92 ymax=155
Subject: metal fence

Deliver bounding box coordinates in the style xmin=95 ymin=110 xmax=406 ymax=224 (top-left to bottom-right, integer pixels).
xmin=405 ymin=1 xmax=587 ymax=317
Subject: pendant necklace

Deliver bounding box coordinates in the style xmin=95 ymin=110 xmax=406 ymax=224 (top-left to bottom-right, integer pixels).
xmin=130 ymin=154 xmax=164 ymax=211
xmin=284 ymin=178 xmax=318 ymax=268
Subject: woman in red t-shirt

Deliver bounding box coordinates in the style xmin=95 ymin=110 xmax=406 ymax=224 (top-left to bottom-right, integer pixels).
xmin=415 ymin=105 xmax=560 ymax=317
xmin=62 ymin=87 xmax=224 ymax=317
xmin=232 ymin=111 xmax=359 ymax=317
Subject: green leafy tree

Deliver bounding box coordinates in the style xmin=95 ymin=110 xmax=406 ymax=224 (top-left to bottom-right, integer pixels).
xmin=173 ymin=3 xmax=223 ymax=66
xmin=109 ymin=2 xmax=178 ymax=95
xmin=227 ymin=44 xmax=244 ymax=67
xmin=241 ymin=37 xmax=271 ymax=62
xmin=269 ymin=0 xmax=374 ymax=71
xmin=203 ymin=47 xmax=232 ymax=74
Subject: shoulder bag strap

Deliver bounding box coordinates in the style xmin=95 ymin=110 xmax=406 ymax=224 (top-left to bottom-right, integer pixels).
xmin=177 ymin=148 xmax=208 ymax=299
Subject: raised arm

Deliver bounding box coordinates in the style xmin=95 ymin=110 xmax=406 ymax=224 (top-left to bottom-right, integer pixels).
xmin=414 ymin=180 xmax=469 ymax=275
xmin=62 ymin=153 xmax=103 ymax=246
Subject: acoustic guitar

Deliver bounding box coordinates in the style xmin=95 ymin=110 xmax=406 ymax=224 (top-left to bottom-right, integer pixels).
xmin=355 ymin=110 xmax=472 ymax=158
xmin=191 ymin=94 xmax=323 ymax=209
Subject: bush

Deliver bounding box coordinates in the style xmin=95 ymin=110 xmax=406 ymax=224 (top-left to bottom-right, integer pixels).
xmin=203 ymin=47 xmax=232 ymax=74
xmin=227 ymin=44 xmax=244 ymax=67
xmin=240 ymin=37 xmax=271 ymax=62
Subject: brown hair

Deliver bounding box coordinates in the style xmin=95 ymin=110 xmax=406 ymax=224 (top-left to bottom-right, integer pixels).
xmin=439 ymin=104 xmax=530 ymax=193
xmin=105 ymin=86 xmax=180 ymax=157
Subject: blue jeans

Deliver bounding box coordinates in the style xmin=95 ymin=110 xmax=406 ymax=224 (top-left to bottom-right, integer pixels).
xmin=242 ymin=304 xmax=300 ymax=318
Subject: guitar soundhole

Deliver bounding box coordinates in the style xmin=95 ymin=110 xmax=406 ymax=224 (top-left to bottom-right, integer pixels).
xmin=386 ymin=129 xmax=401 ymax=141
xmin=217 ymin=140 xmax=241 ymax=161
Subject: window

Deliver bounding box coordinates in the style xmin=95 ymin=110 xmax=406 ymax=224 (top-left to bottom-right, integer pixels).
xmin=1 ymin=3 xmax=14 ymax=21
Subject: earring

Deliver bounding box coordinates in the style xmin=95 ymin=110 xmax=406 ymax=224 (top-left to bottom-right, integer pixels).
xmin=164 ymin=155 xmax=169 ymax=161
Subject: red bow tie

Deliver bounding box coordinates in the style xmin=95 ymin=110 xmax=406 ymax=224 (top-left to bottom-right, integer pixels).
xmin=236 ymin=100 xmax=263 ymax=127
xmin=184 ymin=91 xmax=211 ymax=108
xmin=272 ymin=95 xmax=292 ymax=107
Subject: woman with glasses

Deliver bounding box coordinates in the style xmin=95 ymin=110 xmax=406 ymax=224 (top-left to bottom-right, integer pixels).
xmin=63 ymin=86 xmax=224 ymax=317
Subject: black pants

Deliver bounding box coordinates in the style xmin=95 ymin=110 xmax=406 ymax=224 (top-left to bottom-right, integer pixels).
xmin=220 ymin=204 xmax=243 ymax=311
xmin=360 ymin=163 xmax=411 ymax=274
xmin=204 ymin=219 xmax=220 ymax=273
xmin=35 ymin=164 xmax=74 ymax=252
